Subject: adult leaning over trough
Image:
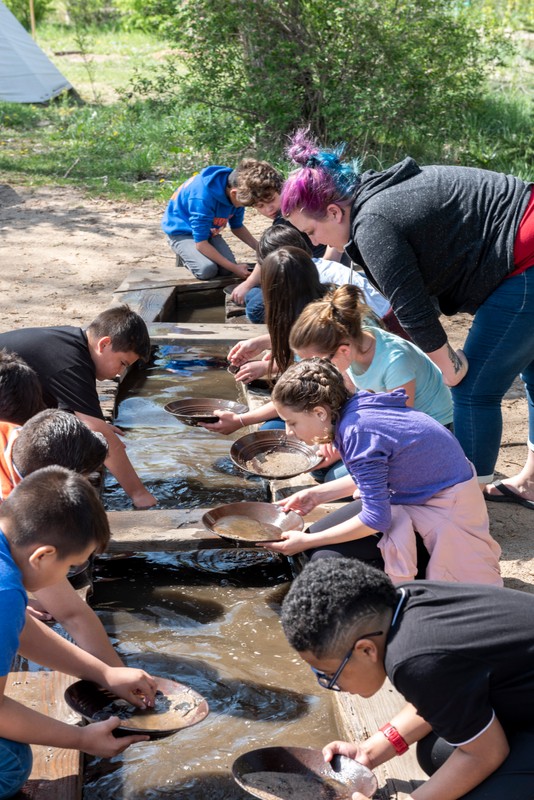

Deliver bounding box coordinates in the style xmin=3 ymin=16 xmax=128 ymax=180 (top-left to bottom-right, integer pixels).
xmin=280 ymin=130 xmax=534 ymax=507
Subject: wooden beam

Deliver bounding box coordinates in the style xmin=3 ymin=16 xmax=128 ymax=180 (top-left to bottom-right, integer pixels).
xmin=148 ymin=321 xmax=268 ymax=344
xmin=6 ymin=672 xmax=82 ymax=800
xmin=108 ymin=508 xmax=244 ymax=552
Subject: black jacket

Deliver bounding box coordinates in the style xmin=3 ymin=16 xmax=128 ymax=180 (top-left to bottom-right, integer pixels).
xmin=345 ymin=158 xmax=532 ymax=351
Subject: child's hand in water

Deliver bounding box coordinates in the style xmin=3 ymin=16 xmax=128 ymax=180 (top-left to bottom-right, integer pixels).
xmin=233 ymin=360 xmax=269 ymax=383
xmin=228 ymin=338 xmax=266 ymax=365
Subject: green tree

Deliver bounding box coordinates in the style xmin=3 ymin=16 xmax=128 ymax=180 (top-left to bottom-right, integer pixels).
xmin=128 ymin=0 xmax=508 ymax=154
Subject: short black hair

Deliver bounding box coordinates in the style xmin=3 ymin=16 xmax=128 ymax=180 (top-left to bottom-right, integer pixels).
xmin=86 ymin=305 xmax=151 ymax=363
xmin=0 ymin=466 xmax=110 ymax=557
xmin=12 ymin=410 xmax=108 ymax=477
xmin=281 ymin=558 xmax=397 ymax=658
xmin=0 ymin=349 xmax=45 ymax=425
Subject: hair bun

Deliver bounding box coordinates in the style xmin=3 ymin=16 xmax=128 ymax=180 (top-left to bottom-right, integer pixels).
xmin=287 ymin=128 xmax=319 ymax=166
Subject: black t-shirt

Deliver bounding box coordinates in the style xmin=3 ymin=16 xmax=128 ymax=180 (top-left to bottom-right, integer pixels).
xmin=0 ymin=326 xmax=104 ymax=420
xmin=385 ymin=582 xmax=534 ymax=746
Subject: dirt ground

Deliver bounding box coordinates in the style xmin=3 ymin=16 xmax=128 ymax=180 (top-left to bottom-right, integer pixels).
xmin=0 ymin=182 xmax=532 ymax=589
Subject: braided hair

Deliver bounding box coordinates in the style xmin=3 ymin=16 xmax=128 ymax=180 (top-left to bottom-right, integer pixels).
xmin=272 ymin=358 xmax=350 ymax=425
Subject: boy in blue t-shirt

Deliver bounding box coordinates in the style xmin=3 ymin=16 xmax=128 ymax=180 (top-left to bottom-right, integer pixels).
xmin=161 ymin=162 xmax=259 ymax=280
xmin=0 ymin=467 xmax=157 ymax=797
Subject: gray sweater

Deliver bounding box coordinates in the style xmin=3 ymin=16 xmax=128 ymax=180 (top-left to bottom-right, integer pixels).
xmin=345 ymin=158 xmax=532 ymax=352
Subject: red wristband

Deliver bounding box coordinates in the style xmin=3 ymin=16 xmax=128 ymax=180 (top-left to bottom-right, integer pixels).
xmin=379 ymin=722 xmax=409 ymax=755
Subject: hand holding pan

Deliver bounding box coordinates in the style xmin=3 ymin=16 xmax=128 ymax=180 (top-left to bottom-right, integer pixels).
xmin=164 ymin=398 xmax=248 ymax=427
xmin=202 ymin=501 xmax=304 ymax=545
xmin=65 ymin=676 xmax=209 ymax=740
xmin=232 ymin=746 xmax=378 ymax=800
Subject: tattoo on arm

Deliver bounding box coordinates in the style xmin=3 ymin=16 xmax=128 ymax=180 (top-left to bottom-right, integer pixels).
xmin=447 ymin=344 xmax=464 ymax=374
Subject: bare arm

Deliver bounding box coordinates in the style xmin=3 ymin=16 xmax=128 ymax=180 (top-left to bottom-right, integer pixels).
xmin=75 ymin=412 xmax=156 ymax=509
xmin=392 ymin=378 xmax=416 ymax=407
xmin=231 ymin=225 xmax=259 ymax=252
xmin=328 ymin=705 xmax=509 ymax=800
xmin=427 ymin=343 xmax=468 ymax=387
xmin=0 ymin=681 xmax=151 ymax=757
xmin=264 ymin=506 xmax=377 ymax=556
xmin=228 ymin=335 xmax=272 ymax=365
xmin=200 ymin=399 xmax=278 ymax=434
xmin=32 ymin=579 xmax=123 ymax=667
xmin=232 ymin=262 xmax=262 ymax=305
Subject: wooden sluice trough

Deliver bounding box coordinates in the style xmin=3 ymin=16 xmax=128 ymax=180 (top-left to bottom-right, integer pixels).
xmin=9 ymin=266 xmax=425 ymax=800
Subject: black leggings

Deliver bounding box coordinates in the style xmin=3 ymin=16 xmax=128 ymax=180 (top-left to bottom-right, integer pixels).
xmin=417 ymin=730 xmax=534 ymax=799
xmin=307 ymin=500 xmax=430 ymax=578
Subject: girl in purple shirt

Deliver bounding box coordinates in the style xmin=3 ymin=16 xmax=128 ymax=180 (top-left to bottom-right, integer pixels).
xmin=264 ymin=359 xmax=502 ymax=586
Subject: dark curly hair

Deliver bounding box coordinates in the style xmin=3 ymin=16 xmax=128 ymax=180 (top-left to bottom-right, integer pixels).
xmin=281 ymin=558 xmax=397 ymax=658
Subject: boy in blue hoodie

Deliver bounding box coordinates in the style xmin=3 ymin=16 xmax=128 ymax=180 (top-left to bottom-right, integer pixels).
xmin=263 ymin=358 xmax=501 ymax=587
xmin=161 ymin=163 xmax=260 ymax=280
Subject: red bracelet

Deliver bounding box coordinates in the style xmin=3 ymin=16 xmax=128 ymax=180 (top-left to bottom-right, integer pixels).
xmin=379 ymin=722 xmax=409 ymax=755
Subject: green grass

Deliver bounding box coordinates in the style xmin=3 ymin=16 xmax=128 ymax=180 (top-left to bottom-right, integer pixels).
xmin=0 ymin=20 xmax=531 ymax=200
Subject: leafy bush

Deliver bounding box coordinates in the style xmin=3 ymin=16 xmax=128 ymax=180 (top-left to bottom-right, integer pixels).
xmin=5 ymin=0 xmax=55 ymax=28
xmin=126 ymin=0 xmax=510 ymax=155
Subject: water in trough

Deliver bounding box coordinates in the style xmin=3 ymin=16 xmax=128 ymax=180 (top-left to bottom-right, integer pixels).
xmin=83 ymin=344 xmax=340 ymax=798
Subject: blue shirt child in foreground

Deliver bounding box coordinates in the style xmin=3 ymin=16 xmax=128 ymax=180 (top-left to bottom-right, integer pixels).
xmin=264 ymin=358 xmax=501 ymax=586
xmin=0 ymin=467 xmax=157 ymax=798
xmin=281 ymin=558 xmax=534 ymax=800
xmin=162 ymin=161 xmax=260 ymax=280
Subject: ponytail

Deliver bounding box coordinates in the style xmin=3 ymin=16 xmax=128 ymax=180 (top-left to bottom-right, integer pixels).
xmin=289 ymin=284 xmax=368 ymax=356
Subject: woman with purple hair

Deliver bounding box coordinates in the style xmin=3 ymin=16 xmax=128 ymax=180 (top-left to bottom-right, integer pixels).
xmin=280 ymin=130 xmax=534 ymax=507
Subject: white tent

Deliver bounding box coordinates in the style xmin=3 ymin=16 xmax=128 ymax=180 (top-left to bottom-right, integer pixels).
xmin=0 ymin=0 xmax=72 ymax=103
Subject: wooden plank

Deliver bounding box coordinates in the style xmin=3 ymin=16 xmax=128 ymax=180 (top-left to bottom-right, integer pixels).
xmin=113 ymin=267 xmax=180 ymax=293
xmin=107 ymin=508 xmax=247 ymax=552
xmin=148 ymin=321 xmax=269 ymax=344
xmin=6 ymin=671 xmax=82 ymax=800
xmin=115 ymin=266 xmax=240 ymax=293
xmin=334 ymin=686 xmax=426 ymax=799
xmin=111 ymin=286 xmax=177 ymax=323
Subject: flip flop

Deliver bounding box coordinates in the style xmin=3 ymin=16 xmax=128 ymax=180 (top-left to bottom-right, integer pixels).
xmin=483 ymin=480 xmax=534 ymax=510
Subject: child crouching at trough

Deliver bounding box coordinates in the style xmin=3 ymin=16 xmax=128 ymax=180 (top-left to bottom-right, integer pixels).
xmin=263 ymin=358 xmax=502 ymax=586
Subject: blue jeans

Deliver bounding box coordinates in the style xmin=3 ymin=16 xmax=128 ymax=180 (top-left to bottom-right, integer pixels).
xmin=452 ymin=268 xmax=534 ymax=482
xmin=0 ymin=738 xmax=32 ymax=799
xmin=260 ymin=418 xmax=285 ymax=431
xmin=245 ymin=287 xmax=265 ymax=324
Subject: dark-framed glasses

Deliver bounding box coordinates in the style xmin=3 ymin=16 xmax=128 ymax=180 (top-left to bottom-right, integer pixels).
xmin=311 ymin=630 xmax=383 ymax=691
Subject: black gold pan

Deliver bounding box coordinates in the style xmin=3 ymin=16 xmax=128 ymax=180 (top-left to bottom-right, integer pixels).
xmin=164 ymin=398 xmax=248 ymax=426
xmin=232 ymin=746 xmax=378 ymax=800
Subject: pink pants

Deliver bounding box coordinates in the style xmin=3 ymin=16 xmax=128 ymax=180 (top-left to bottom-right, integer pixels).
xmin=378 ymin=469 xmax=502 ymax=586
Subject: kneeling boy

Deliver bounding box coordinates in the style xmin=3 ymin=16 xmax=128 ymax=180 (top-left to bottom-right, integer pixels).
xmin=281 ymin=558 xmax=534 ymax=800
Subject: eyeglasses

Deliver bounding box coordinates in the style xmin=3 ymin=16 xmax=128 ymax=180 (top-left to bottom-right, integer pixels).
xmin=311 ymin=630 xmax=384 ymax=691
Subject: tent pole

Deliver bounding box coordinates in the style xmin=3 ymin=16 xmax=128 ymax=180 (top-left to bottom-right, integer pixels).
xmin=29 ymin=0 xmax=36 ymax=37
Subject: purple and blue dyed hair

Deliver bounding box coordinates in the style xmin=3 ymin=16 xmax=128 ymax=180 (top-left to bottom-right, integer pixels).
xmin=281 ymin=129 xmax=361 ymax=220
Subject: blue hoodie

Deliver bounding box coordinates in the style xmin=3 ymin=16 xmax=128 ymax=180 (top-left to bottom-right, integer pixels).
xmin=334 ymin=389 xmax=472 ymax=532
xmin=161 ymin=166 xmax=245 ymax=241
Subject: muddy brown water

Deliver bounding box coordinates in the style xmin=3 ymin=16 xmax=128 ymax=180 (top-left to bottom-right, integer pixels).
xmin=103 ymin=345 xmax=267 ymax=509
xmin=90 ymin=344 xmax=341 ymax=798
xmin=83 ymin=551 xmax=339 ymax=799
